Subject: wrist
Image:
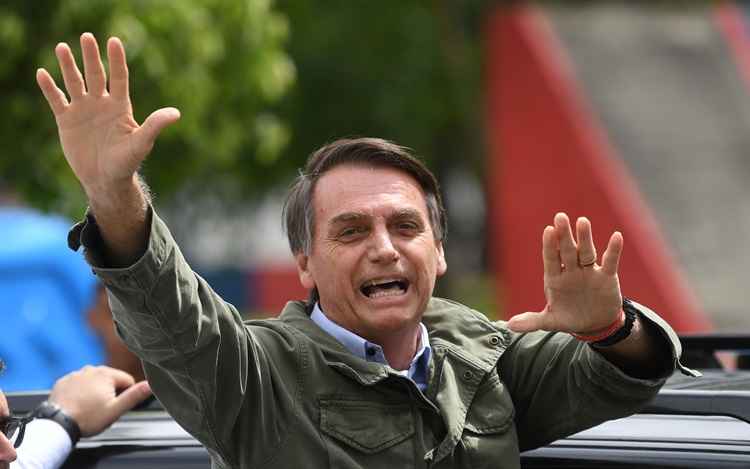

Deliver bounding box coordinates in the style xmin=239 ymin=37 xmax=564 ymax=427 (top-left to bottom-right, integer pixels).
xmin=572 ymin=298 xmax=638 ymax=347
xmin=571 ymin=309 xmax=626 ymax=342
xmin=85 ymin=174 xmax=145 ymax=214
xmin=34 ymin=401 xmax=81 ymax=446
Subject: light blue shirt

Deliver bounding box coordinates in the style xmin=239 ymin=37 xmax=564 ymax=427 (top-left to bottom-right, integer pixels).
xmin=310 ymin=303 xmax=432 ymax=391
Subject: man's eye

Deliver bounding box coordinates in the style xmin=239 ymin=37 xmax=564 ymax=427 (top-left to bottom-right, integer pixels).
xmin=338 ymin=226 xmax=365 ymax=239
xmin=398 ymin=222 xmax=419 ymax=231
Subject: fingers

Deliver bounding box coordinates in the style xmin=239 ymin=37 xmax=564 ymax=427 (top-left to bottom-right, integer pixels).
xmin=132 ymin=107 xmax=181 ymax=156
xmin=576 ymin=217 xmax=597 ymax=267
xmin=47 ymin=34 xmax=128 ymax=102
xmin=554 ymin=213 xmax=578 ymax=269
xmin=101 ymin=366 xmax=137 ymax=390
xmin=507 ymin=311 xmax=551 ymax=333
xmin=36 ymin=68 xmax=68 ymax=115
xmin=542 ymin=225 xmax=561 ymax=275
xmin=107 ymin=37 xmax=129 ymax=99
xmin=80 ymin=32 xmax=107 ymax=96
xmin=79 ymin=380 xmax=151 ymax=437
xmin=54 ymin=42 xmax=86 ymax=99
xmin=601 ymin=231 xmax=623 ymax=275
xmin=109 ymin=381 xmax=152 ymax=417
xmin=549 ymin=214 xmax=613 ymax=272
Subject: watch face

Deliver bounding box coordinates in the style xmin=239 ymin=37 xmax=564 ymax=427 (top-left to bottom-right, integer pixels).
xmin=35 ymin=401 xmax=60 ymax=419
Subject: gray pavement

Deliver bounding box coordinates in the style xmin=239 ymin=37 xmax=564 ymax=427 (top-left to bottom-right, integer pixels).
xmin=549 ymin=4 xmax=750 ymax=330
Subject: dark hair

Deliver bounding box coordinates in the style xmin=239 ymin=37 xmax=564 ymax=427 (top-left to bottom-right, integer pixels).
xmin=282 ymin=137 xmax=447 ymax=256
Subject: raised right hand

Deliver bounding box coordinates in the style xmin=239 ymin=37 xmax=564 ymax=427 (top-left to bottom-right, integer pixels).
xmin=36 ymin=33 xmax=180 ymax=200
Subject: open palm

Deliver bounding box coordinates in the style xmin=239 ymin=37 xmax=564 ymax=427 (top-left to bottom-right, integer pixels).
xmin=36 ymin=33 xmax=179 ymax=197
xmin=508 ymin=213 xmax=624 ymax=335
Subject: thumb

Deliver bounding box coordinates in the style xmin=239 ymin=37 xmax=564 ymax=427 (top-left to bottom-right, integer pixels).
xmin=109 ymin=380 xmax=152 ymax=417
xmin=133 ymin=107 xmax=181 ymax=154
xmin=507 ymin=311 xmax=548 ymax=333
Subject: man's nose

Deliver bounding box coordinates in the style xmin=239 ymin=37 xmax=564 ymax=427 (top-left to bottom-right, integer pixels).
xmin=0 ymin=434 xmax=17 ymax=464
xmin=367 ymin=229 xmax=399 ymax=263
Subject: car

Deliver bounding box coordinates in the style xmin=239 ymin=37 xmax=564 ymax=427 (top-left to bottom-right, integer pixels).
xmin=7 ymin=335 xmax=750 ymax=468
xmin=523 ymin=334 xmax=750 ymax=468
xmin=7 ymin=391 xmax=207 ymax=468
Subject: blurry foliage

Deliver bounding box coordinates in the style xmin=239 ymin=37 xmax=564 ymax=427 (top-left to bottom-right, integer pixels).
xmin=1 ymin=0 xmax=294 ymax=215
xmin=5 ymin=0 xmax=491 ymax=217
xmin=277 ymin=0 xmax=487 ymax=182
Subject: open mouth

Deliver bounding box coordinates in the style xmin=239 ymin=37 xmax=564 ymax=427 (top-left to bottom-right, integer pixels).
xmin=360 ymin=278 xmax=410 ymax=299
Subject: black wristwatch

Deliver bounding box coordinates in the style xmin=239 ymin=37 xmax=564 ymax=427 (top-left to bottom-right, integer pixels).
xmin=34 ymin=400 xmax=81 ymax=445
xmin=591 ymin=298 xmax=639 ymax=348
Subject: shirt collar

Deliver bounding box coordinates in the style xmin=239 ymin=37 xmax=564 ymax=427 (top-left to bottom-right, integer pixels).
xmin=310 ymin=303 xmax=432 ymax=389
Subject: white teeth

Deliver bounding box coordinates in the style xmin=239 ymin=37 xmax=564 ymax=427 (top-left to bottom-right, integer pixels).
xmin=364 ymin=278 xmax=403 ymax=288
xmin=369 ymin=288 xmax=406 ymax=298
xmin=360 ymin=277 xmax=408 ymax=299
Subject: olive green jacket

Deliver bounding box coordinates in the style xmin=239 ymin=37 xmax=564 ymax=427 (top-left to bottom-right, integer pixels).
xmin=76 ymin=210 xmax=695 ymax=469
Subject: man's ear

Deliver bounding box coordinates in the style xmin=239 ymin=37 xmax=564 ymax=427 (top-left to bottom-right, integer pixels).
xmin=295 ymin=253 xmax=316 ymax=289
xmin=436 ymin=242 xmax=447 ymax=277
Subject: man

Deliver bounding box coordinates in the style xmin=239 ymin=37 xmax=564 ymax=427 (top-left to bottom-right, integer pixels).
xmin=1 ymin=362 xmax=151 ymax=469
xmin=37 ymin=33 xmax=696 ymax=468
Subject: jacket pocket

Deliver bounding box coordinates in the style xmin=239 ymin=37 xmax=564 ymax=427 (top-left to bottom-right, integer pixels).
xmin=460 ymin=374 xmax=520 ymax=469
xmin=319 ymin=397 xmax=416 ymax=468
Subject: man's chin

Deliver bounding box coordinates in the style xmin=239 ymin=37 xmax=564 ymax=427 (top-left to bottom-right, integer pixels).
xmin=360 ymin=300 xmax=424 ymax=332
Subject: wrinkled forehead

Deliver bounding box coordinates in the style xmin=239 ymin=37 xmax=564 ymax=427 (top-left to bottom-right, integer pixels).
xmin=313 ymin=165 xmax=428 ymax=214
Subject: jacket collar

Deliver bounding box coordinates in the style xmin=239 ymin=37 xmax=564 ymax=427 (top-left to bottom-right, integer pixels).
xmin=278 ymin=297 xmax=512 ymax=384
xmin=422 ymin=297 xmax=512 ymax=373
xmin=278 ymin=301 xmax=391 ymax=385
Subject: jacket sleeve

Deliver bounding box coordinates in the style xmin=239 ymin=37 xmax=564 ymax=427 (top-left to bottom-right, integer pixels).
xmin=497 ymin=302 xmax=698 ymax=451
xmin=71 ymin=207 xmax=296 ymax=468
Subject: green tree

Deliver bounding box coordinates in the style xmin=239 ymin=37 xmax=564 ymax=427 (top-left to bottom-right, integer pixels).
xmin=277 ymin=0 xmax=486 ymax=175
xmin=1 ymin=0 xmax=294 ymax=215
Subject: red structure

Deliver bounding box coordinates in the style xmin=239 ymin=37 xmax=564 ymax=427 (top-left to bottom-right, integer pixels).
xmin=485 ymin=5 xmax=711 ymax=331
xmin=252 ymin=264 xmax=308 ymax=316
xmin=715 ymin=3 xmax=750 ymax=91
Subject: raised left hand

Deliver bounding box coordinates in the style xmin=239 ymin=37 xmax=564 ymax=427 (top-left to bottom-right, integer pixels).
xmin=507 ymin=213 xmax=623 ymax=335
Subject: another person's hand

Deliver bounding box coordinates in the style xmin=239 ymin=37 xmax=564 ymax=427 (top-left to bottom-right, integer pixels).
xmin=48 ymin=365 xmax=151 ymax=437
xmin=36 ymin=33 xmax=179 ymax=202
xmin=508 ymin=212 xmax=623 ymax=336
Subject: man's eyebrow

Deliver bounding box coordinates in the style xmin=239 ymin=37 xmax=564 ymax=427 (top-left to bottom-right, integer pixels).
xmin=328 ymin=212 xmax=369 ymax=226
xmin=390 ymin=208 xmax=424 ymax=220
xmin=328 ymin=209 xmax=425 ymax=226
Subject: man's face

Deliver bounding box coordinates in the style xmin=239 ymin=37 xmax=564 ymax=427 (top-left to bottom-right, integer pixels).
xmin=0 ymin=391 xmax=17 ymax=467
xmin=296 ymin=164 xmax=447 ymax=343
